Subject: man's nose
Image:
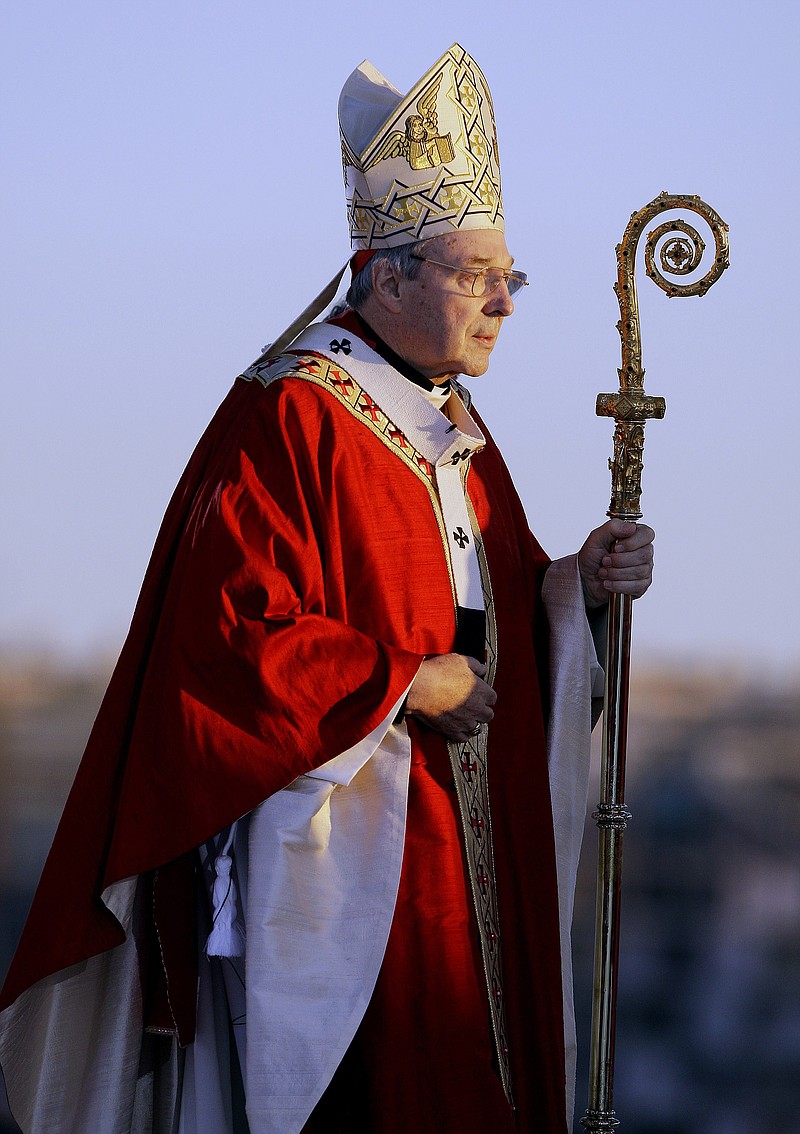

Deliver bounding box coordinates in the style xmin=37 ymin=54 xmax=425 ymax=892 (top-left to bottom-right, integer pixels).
xmin=485 ymin=280 xmax=514 ymax=317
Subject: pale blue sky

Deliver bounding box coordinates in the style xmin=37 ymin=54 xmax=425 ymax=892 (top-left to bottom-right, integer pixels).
xmin=2 ymin=0 xmax=798 ymax=673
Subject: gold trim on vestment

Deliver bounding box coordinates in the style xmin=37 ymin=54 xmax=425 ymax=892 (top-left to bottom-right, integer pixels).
xmin=446 ymin=486 xmax=513 ymax=1105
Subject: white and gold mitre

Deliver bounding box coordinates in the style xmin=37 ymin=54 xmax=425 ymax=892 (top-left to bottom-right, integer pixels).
xmin=339 ymin=43 xmax=504 ymax=250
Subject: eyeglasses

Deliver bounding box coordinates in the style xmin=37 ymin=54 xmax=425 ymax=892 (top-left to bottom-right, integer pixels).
xmin=410 ymin=254 xmax=529 ymax=298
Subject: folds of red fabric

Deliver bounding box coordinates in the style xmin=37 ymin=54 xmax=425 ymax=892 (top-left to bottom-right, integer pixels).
xmin=2 ymin=339 xmax=568 ymax=1130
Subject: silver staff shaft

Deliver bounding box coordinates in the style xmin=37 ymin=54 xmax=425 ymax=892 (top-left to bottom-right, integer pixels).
xmin=583 ymin=590 xmax=633 ymax=1133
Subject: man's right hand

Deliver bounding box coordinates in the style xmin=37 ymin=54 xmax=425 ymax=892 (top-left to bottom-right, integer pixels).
xmin=405 ymin=653 xmax=496 ymax=743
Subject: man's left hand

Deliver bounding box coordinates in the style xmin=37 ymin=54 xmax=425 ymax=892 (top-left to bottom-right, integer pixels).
xmin=578 ymin=519 xmax=655 ymax=608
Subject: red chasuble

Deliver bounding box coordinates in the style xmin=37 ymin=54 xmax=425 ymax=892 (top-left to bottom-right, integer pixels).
xmin=1 ymin=318 xmax=568 ymax=1133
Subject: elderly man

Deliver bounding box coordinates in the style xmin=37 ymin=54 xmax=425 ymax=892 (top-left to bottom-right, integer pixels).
xmin=0 ymin=44 xmax=653 ymax=1134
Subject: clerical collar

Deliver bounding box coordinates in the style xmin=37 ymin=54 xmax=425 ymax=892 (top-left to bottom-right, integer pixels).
xmin=330 ymin=310 xmax=452 ymax=400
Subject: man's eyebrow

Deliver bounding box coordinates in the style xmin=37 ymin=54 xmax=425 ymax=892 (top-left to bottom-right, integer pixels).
xmin=462 ymin=255 xmax=517 ymax=268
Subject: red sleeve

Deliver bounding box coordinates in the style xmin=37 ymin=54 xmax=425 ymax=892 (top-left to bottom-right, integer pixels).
xmin=106 ymin=376 xmax=424 ymax=881
xmin=1 ymin=377 xmax=423 ymax=1010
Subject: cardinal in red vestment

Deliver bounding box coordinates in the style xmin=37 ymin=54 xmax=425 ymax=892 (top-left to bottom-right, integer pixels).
xmin=0 ymin=43 xmax=654 ymax=1134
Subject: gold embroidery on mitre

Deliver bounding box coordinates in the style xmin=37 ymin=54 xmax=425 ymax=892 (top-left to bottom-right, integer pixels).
xmin=363 ymin=73 xmax=455 ymax=173
xmin=339 ymin=43 xmax=504 ymax=249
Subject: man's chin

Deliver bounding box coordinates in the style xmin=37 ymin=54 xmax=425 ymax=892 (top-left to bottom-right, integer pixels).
xmin=460 ymin=356 xmax=491 ymax=379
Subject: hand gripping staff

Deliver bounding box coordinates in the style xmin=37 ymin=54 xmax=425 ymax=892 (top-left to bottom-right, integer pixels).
xmin=582 ymin=192 xmax=729 ymax=1133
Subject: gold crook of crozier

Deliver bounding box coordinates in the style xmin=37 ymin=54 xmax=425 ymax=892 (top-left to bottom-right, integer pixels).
xmin=596 ymin=191 xmax=730 ymax=519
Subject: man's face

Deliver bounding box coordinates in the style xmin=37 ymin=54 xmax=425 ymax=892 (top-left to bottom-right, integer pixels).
xmin=394 ymin=229 xmax=516 ymax=383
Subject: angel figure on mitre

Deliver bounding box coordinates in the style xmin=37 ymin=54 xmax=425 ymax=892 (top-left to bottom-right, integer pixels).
xmin=365 ymin=72 xmax=455 ymax=172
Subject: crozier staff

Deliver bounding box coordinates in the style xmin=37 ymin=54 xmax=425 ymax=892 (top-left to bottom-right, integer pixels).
xmin=0 ymin=43 xmax=653 ymax=1134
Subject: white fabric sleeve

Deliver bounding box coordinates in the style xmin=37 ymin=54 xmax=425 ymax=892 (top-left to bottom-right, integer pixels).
xmin=305 ymin=683 xmax=414 ymax=786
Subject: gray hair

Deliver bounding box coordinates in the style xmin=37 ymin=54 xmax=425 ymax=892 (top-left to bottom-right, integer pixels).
xmin=345 ymin=242 xmax=425 ymax=310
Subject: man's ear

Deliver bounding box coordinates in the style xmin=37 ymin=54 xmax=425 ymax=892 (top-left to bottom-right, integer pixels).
xmin=370 ymin=257 xmax=404 ymax=313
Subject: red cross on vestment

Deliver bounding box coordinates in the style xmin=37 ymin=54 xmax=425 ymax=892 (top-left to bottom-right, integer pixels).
xmin=329 ymin=369 xmax=354 ymax=393
xmin=359 ymin=396 xmax=382 ymax=422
